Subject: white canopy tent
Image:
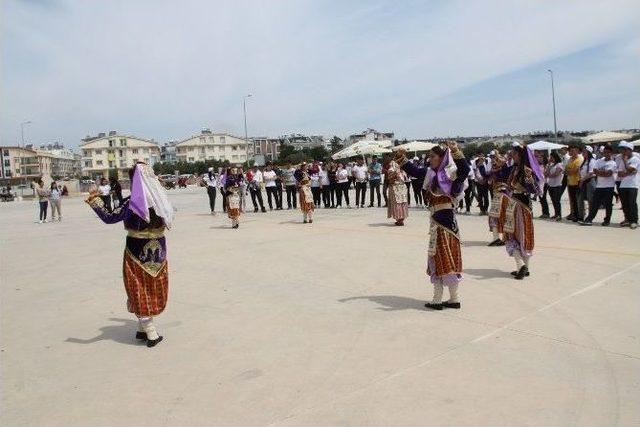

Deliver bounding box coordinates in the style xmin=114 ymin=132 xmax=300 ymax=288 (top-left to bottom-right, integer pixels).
xmin=527 ymin=140 xmax=567 ymax=151
xmin=581 ymin=131 xmax=634 ymax=144
xmin=392 ymin=140 xmax=437 ymax=152
xmin=331 ymin=140 xmax=393 ymax=160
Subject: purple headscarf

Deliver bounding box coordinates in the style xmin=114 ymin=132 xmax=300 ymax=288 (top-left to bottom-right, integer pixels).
xmin=425 ymin=148 xmax=456 ymax=196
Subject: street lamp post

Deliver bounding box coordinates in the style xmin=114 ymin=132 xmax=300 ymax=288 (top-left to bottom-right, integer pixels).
xmin=21 ymin=120 xmax=32 ymax=147
xmin=20 ymin=120 xmax=32 ymax=186
xmin=547 ymin=70 xmax=558 ymax=141
xmin=243 ymin=94 xmax=252 ymax=167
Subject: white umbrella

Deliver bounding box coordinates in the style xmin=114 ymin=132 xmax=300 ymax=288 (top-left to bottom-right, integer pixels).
xmin=392 ymin=140 xmax=437 ymax=152
xmin=527 ymin=140 xmax=567 ymax=151
xmin=581 ymin=131 xmax=633 ymax=144
xmin=331 ymin=140 xmax=392 ymax=159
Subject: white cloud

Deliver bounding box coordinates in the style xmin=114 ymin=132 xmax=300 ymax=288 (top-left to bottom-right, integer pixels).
xmin=2 ymin=0 xmax=639 ymax=147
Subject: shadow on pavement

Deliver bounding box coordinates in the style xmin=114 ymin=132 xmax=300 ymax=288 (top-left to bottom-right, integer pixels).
xmin=65 ymin=318 xmax=144 ymax=346
xmin=462 ymin=240 xmax=490 ymax=247
xmin=464 ymin=268 xmax=509 ymax=280
xmin=366 ymin=222 xmax=396 ymax=227
xmin=339 ymin=295 xmax=426 ymax=311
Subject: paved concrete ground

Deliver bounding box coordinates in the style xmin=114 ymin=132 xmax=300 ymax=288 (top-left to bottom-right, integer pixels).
xmin=1 ymin=187 xmax=639 ymax=427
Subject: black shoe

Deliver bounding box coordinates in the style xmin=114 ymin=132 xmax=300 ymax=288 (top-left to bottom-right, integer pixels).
xmin=514 ymin=266 xmax=529 ymax=280
xmin=442 ymin=301 xmax=461 ymax=309
xmin=510 ymin=270 xmax=530 ymax=277
xmin=232 ymin=224 xmax=239 ymax=229
xmin=135 ymin=331 xmax=147 ymax=340
xmin=368 ymin=204 xmax=374 ymax=207
xmin=309 ymin=219 xmax=313 ymax=224
xmin=425 ymin=302 xmax=443 ymax=310
xmin=601 ymin=221 xmax=610 ymax=227
xmin=579 ymin=220 xmax=592 ymax=226
xmin=261 ymin=208 xmax=266 ymax=213
xmin=303 ymin=220 xmax=308 ymax=224
xmin=488 ymin=239 xmax=504 ymax=247
xmin=146 ymin=336 xmax=163 ymax=347
xmin=254 ymin=208 xmax=259 ymax=213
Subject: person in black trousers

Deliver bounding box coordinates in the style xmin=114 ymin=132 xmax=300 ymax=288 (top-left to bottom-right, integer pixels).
xmin=282 ymin=163 xmax=297 ymax=209
xmin=617 ymin=141 xmax=639 ymax=228
xmin=475 ymin=157 xmax=490 ymax=215
xmin=274 ymin=166 xmax=284 ymax=210
xmin=581 ymin=145 xmax=616 ymax=226
xmin=204 ymin=168 xmax=217 ymax=214
xmin=367 ymin=157 xmax=382 ymax=207
xmin=536 ymin=152 xmax=550 ymax=218
xmin=328 ymin=163 xmax=337 ymax=208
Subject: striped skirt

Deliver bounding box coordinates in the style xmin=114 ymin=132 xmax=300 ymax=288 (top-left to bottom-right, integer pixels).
xmin=123 ymin=251 xmax=169 ymax=317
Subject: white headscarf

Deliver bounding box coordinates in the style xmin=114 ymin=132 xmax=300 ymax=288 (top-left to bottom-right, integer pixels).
xmin=129 ymin=163 xmax=174 ymax=229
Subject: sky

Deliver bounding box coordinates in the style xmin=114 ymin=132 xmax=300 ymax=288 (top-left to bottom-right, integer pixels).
xmin=2 ymin=0 xmax=640 ymax=149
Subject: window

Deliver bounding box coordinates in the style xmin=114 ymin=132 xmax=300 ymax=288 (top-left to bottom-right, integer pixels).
xmin=3 ymin=150 xmax=9 ymax=156
xmin=143 ymin=148 xmax=149 ymax=154
xmin=119 ymin=160 xmax=126 ymax=167
xmin=132 ymin=149 xmax=139 ymax=154
xmin=188 ymin=157 xmax=194 ymax=162
xmin=84 ymin=161 xmax=92 ymax=167
xmin=96 ymin=160 xmax=103 ymax=166
xmin=118 ymin=150 xmax=123 ymax=156
xmin=119 ymin=139 xmax=127 ymax=146
xmin=232 ymin=145 xmax=238 ymax=151
xmin=108 ymin=161 xmax=114 ymax=168
xmin=108 ymin=139 xmax=115 ymax=147
xmin=219 ymin=136 xmax=226 ymax=144
xmin=95 ymin=149 xmax=102 ymax=155
xmin=4 ymin=159 xmax=9 ymax=166
xmin=199 ymin=137 xmax=205 ymax=143
xmin=255 ymin=146 xmax=261 ymax=154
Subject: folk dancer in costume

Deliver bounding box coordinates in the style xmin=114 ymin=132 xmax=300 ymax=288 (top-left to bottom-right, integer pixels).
xmin=294 ymin=162 xmax=315 ymax=223
xmin=502 ymin=144 xmax=544 ymax=280
xmin=487 ymin=150 xmax=510 ymax=246
xmin=85 ymin=162 xmax=173 ymax=347
xmin=386 ymin=159 xmax=409 ymax=226
xmin=225 ymin=167 xmax=244 ymax=229
xmin=396 ymin=142 xmax=470 ymax=310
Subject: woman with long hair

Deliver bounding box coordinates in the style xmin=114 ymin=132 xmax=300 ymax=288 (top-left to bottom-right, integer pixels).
xmin=294 ymin=162 xmax=315 ymax=223
xmin=487 ymin=151 xmax=510 ymax=246
xmin=49 ymin=181 xmax=63 ymax=221
xmin=85 ymin=162 xmax=174 ymax=347
xmin=397 ymin=142 xmax=470 ymax=310
xmin=225 ymin=166 xmax=243 ymax=229
xmin=34 ymin=178 xmax=50 ymax=223
xmin=502 ymin=145 xmax=544 ymax=279
xmin=577 ymin=146 xmax=596 ymax=222
xmin=547 ymin=151 xmax=564 ymax=221
xmin=386 ymin=159 xmax=409 ymax=226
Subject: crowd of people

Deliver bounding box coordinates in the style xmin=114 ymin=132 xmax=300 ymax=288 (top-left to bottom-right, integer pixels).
xmin=72 ymin=139 xmax=638 ymax=347
xmin=32 ymin=179 xmax=68 ymax=223
xmin=197 ymin=140 xmax=639 ymax=231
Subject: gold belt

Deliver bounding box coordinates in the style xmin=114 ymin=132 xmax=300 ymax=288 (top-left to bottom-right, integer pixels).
xmin=127 ymin=228 xmax=165 ymax=239
xmin=431 ymin=203 xmax=454 ymax=213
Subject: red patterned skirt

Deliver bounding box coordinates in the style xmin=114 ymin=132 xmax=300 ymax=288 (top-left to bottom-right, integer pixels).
xmin=299 ymin=186 xmax=315 ymax=213
xmin=123 ymin=251 xmax=169 ymax=317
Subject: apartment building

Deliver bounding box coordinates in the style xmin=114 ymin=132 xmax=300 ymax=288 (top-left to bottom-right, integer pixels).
xmin=0 ymin=146 xmax=53 ymax=183
xmin=80 ymin=131 xmax=160 ymax=179
xmin=174 ymin=129 xmax=248 ymax=164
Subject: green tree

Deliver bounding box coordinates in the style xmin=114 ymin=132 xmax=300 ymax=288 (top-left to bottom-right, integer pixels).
xmin=330 ymin=136 xmax=343 ymax=153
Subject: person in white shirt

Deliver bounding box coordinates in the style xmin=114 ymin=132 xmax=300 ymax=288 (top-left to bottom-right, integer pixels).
xmin=581 ymin=145 xmax=617 ymax=226
xmin=319 ymin=164 xmax=331 ymax=208
xmin=310 ymin=164 xmax=322 ymax=206
xmin=352 ymin=158 xmax=368 ymax=208
xmin=616 ymin=141 xmax=639 ymax=229
xmin=203 ymin=167 xmax=218 ymax=214
xmin=546 ymin=152 xmax=564 ymax=220
xmin=282 ymin=163 xmax=298 ymax=209
xmin=335 ymin=163 xmax=350 ymax=208
xmin=49 ymin=181 xmax=63 ymax=221
xmin=98 ymin=178 xmax=112 ymax=211
xmin=263 ymin=164 xmax=278 ymax=210
xmin=247 ymin=166 xmax=266 ymax=213
xmin=577 ymin=146 xmax=597 ymax=222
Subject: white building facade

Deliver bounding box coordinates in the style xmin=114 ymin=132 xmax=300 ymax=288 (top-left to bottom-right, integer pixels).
xmin=175 ymin=129 xmax=248 ymax=164
xmin=80 ymin=132 xmax=160 ymax=179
